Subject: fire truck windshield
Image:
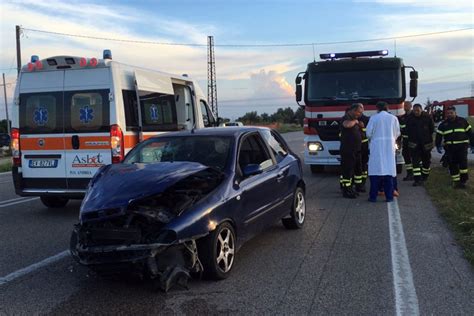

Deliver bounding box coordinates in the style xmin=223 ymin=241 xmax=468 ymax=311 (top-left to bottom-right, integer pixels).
xmin=307 ymin=68 xmax=402 ymax=103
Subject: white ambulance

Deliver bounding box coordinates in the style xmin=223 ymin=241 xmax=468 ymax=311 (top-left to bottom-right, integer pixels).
xmin=11 ymin=50 xmax=217 ymax=208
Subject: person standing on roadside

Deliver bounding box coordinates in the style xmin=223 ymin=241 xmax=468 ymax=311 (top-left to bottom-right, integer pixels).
xmin=366 ymin=101 xmax=400 ymax=202
xmin=398 ymin=101 xmax=414 ymax=181
xmin=435 ymin=106 xmax=474 ymax=189
xmin=406 ymin=103 xmax=435 ymax=186
xmin=359 ymin=106 xmax=370 ymax=191
xmin=339 ymin=103 xmax=364 ymax=199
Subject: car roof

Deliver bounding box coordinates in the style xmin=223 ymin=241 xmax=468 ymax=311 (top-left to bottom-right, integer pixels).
xmin=149 ymin=126 xmax=271 ymax=139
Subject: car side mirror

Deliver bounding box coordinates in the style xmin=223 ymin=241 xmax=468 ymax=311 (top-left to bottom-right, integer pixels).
xmin=409 ymin=79 xmax=418 ymax=98
xmin=242 ymin=164 xmax=263 ymax=177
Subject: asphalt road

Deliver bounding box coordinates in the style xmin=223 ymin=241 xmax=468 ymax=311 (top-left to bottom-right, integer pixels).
xmin=1 ymin=131 xmax=473 ymax=315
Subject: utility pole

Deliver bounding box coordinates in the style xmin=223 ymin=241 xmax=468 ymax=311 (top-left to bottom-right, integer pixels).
xmin=16 ymin=25 xmax=22 ymax=76
xmin=2 ymin=73 xmax=10 ymax=136
xmin=207 ymin=36 xmax=218 ymax=119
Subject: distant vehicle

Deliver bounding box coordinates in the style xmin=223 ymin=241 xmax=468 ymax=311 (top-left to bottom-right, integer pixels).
xmin=70 ymin=127 xmax=305 ymax=291
xmin=427 ymin=97 xmax=474 ymax=123
xmin=11 ymin=50 xmax=217 ymax=208
xmin=219 ymin=121 xmax=244 ymax=127
xmin=0 ymin=133 xmax=10 ymax=147
xmin=295 ymin=49 xmax=418 ymax=173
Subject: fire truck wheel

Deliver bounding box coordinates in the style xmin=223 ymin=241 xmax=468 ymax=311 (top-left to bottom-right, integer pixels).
xmin=310 ymin=165 xmax=324 ymax=173
xmin=40 ymin=196 xmax=69 ymax=208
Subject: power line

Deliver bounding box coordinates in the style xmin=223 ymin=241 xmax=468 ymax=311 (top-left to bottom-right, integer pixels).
xmin=21 ymin=27 xmax=473 ymax=48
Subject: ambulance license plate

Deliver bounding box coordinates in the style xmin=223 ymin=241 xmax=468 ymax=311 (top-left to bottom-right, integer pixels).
xmin=29 ymin=159 xmax=58 ymax=168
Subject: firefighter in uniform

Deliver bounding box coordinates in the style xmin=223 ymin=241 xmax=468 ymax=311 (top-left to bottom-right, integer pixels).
xmin=406 ymin=103 xmax=435 ymax=186
xmin=435 ymin=106 xmax=474 ymax=188
xmin=359 ymin=107 xmax=370 ymax=191
xmin=339 ymin=103 xmax=364 ymax=198
xmin=398 ymin=101 xmax=414 ymax=180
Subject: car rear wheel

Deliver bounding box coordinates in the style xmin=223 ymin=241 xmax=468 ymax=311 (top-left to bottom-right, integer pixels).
xmin=40 ymin=196 xmax=69 ymax=208
xmin=282 ymin=187 xmax=306 ymax=229
xmin=197 ymin=222 xmax=236 ymax=280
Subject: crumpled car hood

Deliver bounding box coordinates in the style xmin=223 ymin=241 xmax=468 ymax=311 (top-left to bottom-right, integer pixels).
xmin=81 ymin=162 xmax=210 ymax=214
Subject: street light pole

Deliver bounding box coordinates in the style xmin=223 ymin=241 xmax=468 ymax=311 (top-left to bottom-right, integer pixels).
xmin=2 ymin=73 xmax=10 ymax=136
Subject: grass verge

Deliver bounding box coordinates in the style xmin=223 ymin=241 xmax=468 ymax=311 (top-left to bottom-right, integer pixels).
xmin=275 ymin=123 xmax=303 ymax=134
xmin=425 ymin=163 xmax=474 ymax=265
xmin=0 ymin=161 xmax=12 ymax=173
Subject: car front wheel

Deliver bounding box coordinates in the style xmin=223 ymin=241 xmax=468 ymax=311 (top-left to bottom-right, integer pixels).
xmin=282 ymin=187 xmax=306 ymax=229
xmin=198 ymin=222 xmax=236 ymax=280
xmin=40 ymin=196 xmax=69 ymax=208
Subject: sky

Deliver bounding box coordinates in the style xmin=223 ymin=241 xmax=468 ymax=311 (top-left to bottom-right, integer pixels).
xmin=0 ymin=0 xmax=473 ymax=120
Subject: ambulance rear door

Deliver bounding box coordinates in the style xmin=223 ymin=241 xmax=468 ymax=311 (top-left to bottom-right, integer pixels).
xmin=19 ymin=70 xmax=68 ymax=192
xmin=63 ymin=68 xmax=112 ymax=191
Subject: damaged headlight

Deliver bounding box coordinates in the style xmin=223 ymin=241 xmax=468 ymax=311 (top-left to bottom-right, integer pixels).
xmin=136 ymin=206 xmax=174 ymax=224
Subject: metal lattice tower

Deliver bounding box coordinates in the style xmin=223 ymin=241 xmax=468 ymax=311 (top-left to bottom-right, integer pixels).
xmin=207 ymin=36 xmax=218 ymax=118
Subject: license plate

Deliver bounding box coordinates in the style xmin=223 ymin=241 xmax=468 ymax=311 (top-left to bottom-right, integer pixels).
xmin=29 ymin=159 xmax=58 ymax=168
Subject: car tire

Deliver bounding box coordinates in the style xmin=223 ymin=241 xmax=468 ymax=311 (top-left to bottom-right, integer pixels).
xmin=197 ymin=222 xmax=236 ymax=280
xmin=40 ymin=196 xmax=69 ymax=208
xmin=310 ymin=165 xmax=324 ymax=173
xmin=282 ymin=187 xmax=306 ymax=229
xmin=396 ymin=164 xmax=403 ymax=174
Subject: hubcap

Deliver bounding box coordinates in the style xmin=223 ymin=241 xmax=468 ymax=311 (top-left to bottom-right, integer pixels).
xmin=216 ymin=227 xmax=235 ymax=273
xmin=295 ymin=191 xmax=305 ymax=224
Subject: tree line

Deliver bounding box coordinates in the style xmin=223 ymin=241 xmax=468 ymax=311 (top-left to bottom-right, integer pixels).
xmin=227 ymin=107 xmax=305 ymax=126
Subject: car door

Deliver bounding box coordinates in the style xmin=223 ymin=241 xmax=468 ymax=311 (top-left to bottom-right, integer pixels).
xmin=260 ymin=129 xmax=294 ymax=217
xmin=236 ymin=133 xmax=280 ymax=238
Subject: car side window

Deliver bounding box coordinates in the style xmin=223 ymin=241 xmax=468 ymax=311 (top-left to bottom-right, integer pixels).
xmin=238 ymin=134 xmax=274 ymax=175
xmin=261 ymin=130 xmax=289 ymax=163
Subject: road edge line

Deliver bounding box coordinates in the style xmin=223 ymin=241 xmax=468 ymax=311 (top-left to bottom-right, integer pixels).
xmin=388 ymin=198 xmax=420 ymax=316
xmin=0 ymin=250 xmax=69 ymax=286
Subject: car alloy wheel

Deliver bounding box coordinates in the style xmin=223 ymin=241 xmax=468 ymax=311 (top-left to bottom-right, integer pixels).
xmin=282 ymin=187 xmax=306 ymax=229
xmin=216 ymin=227 xmax=235 ymax=273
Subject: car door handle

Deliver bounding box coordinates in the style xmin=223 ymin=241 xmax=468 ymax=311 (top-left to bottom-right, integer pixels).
xmin=72 ymin=135 xmax=80 ymax=150
xmin=277 ymin=166 xmax=290 ymax=182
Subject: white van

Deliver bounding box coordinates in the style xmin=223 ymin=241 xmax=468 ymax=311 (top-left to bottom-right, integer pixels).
xmin=11 ymin=50 xmax=217 ymax=207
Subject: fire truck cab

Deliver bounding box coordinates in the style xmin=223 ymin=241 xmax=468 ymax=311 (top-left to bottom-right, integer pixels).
xmin=11 ymin=50 xmax=216 ymax=207
xmin=295 ymin=50 xmax=418 ymax=173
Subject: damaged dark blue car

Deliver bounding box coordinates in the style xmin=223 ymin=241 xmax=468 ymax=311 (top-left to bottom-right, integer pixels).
xmin=70 ymin=127 xmax=305 ymax=291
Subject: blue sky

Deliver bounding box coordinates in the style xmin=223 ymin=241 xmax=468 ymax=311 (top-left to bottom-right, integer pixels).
xmin=1 ymin=0 xmax=473 ymax=119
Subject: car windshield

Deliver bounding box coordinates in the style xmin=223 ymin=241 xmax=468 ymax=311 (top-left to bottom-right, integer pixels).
xmin=307 ymin=68 xmax=402 ymax=101
xmin=124 ymin=136 xmax=233 ymax=171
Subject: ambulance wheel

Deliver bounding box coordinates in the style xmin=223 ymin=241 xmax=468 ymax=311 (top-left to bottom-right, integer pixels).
xmin=310 ymin=165 xmax=324 ymax=173
xmin=396 ymin=164 xmax=403 ymax=174
xmin=40 ymin=196 xmax=69 ymax=208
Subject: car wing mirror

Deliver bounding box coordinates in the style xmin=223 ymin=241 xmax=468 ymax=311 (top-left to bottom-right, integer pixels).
xmin=242 ymin=164 xmax=263 ymax=177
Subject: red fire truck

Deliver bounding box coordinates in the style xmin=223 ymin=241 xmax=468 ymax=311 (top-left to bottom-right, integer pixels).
xmin=428 ymin=97 xmax=474 ymax=123
xmin=295 ymin=50 xmax=418 ymax=173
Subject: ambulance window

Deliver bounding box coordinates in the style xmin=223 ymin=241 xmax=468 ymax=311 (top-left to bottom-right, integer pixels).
xmin=200 ymin=100 xmax=215 ymax=127
xmin=66 ymin=90 xmax=110 ymax=133
xmin=140 ymin=93 xmax=178 ymax=131
xmin=20 ymin=92 xmax=62 ymax=134
xmin=122 ymin=90 xmax=139 ymax=131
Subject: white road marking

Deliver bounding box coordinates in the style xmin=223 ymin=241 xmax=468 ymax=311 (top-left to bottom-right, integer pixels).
xmin=0 ymin=250 xmax=69 ymax=286
xmin=0 ymin=197 xmax=39 ymax=208
xmin=388 ymin=198 xmax=420 ymax=316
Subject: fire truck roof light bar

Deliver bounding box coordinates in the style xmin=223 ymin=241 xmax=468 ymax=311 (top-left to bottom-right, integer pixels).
xmin=319 ymin=50 xmax=389 ymax=60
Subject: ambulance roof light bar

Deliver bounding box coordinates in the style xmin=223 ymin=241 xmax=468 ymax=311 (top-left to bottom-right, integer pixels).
xmin=103 ymin=49 xmax=112 ymax=60
xmin=320 ymin=50 xmax=389 ymax=60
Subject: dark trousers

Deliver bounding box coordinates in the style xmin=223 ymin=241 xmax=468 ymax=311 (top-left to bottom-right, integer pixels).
xmin=402 ymin=141 xmax=412 ymax=172
xmin=370 ymin=175 xmax=394 ymax=201
xmin=340 ymin=151 xmax=362 ymax=188
xmin=446 ymin=145 xmax=469 ymax=184
xmin=361 ymin=143 xmax=369 ymax=183
xmin=411 ymin=145 xmax=431 ymax=181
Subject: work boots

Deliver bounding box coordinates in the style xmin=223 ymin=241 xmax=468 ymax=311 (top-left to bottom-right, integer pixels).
xmin=403 ymin=169 xmax=413 ymax=181
xmin=342 ymin=187 xmax=357 ymax=199
xmin=355 ymin=183 xmax=366 ymax=193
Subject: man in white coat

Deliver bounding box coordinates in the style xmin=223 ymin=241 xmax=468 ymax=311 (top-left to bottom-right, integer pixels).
xmin=366 ymin=101 xmax=401 ymax=202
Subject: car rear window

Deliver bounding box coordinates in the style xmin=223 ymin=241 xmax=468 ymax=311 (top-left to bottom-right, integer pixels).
xmin=19 ymin=92 xmax=63 ymax=134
